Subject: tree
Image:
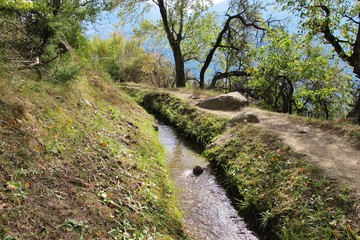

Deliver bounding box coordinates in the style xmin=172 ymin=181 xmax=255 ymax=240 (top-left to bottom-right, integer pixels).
xmin=0 ymin=0 xmax=118 ymax=67
xmin=200 ymin=0 xmax=265 ymax=89
xmin=120 ymin=0 xmax=213 ymax=87
xmin=247 ymin=30 xmax=352 ymax=119
xmin=276 ymin=0 xmax=360 ymax=123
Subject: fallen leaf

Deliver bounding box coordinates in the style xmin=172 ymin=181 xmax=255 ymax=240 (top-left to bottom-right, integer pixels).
xmin=6 ymin=183 xmax=16 ymax=191
xmin=346 ymin=224 xmax=353 ymax=234
xmin=35 ymin=145 xmax=44 ymax=153
xmin=332 ymin=229 xmax=340 ymax=237
xmin=107 ymin=200 xmax=117 ymax=208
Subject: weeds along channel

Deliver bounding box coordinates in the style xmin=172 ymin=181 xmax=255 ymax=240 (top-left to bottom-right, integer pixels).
xmin=123 ymin=86 xmax=360 ymax=240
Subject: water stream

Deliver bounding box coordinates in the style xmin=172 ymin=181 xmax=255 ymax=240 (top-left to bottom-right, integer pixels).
xmin=158 ymin=125 xmax=258 ymax=240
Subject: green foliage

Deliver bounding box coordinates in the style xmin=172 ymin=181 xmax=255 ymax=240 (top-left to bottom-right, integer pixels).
xmin=248 ymin=30 xmax=352 ymax=119
xmin=276 ymin=0 xmax=357 ymax=55
xmin=275 ymin=0 xmax=360 ymax=123
xmin=0 ymin=0 xmax=34 ymax=11
xmin=51 ymin=63 xmax=82 ymax=84
xmin=89 ymin=32 xmax=175 ymax=87
xmin=0 ymin=0 xmax=118 ymax=77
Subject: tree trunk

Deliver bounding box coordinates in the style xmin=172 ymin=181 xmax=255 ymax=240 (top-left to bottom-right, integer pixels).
xmin=281 ymin=92 xmax=292 ymax=114
xmin=157 ymin=0 xmax=186 ymax=88
xmin=279 ymin=76 xmax=294 ymax=114
xmin=346 ymin=11 xmax=360 ymax=123
xmin=209 ymin=70 xmax=249 ymax=89
xmin=172 ymin=43 xmax=186 ymax=87
xmin=347 ymin=89 xmax=360 ymax=124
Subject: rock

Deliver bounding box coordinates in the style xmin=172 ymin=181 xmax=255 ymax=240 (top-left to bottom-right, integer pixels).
xmin=77 ymin=99 xmax=94 ymax=107
xmin=193 ymin=166 xmax=204 ymax=176
xmin=196 ymin=92 xmax=248 ymax=111
xmin=190 ymin=93 xmax=201 ymax=99
xmin=206 ymin=133 xmax=234 ymax=149
xmin=229 ymin=112 xmax=260 ymax=127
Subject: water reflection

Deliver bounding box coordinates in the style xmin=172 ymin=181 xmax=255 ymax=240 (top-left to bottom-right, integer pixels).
xmin=158 ymin=125 xmax=257 ymax=240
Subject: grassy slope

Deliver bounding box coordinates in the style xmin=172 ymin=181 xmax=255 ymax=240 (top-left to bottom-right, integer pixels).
xmin=0 ymin=67 xmax=185 ymax=239
xmin=124 ymin=86 xmax=360 ymax=240
xmin=205 ymin=125 xmax=359 ymax=239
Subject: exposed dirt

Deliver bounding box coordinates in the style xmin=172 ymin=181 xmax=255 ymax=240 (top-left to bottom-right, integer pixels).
xmin=170 ymin=91 xmax=360 ymax=200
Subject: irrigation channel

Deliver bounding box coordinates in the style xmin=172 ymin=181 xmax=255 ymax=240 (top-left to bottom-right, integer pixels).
xmin=158 ymin=124 xmax=258 ymax=240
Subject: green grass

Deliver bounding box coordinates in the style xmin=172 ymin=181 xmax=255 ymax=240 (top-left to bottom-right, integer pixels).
xmin=0 ymin=65 xmax=186 ymax=239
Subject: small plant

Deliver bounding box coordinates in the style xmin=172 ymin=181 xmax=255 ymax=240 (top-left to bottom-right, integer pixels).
xmin=52 ymin=64 xmax=82 ymax=83
xmin=259 ymin=210 xmax=274 ymax=230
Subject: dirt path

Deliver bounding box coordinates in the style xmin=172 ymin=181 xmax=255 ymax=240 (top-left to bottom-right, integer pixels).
xmin=170 ymin=91 xmax=360 ymax=200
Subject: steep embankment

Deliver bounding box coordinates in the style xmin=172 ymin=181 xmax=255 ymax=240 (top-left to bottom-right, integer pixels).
xmin=123 ymin=85 xmax=360 ymax=240
xmin=0 ymin=69 xmax=185 ymax=239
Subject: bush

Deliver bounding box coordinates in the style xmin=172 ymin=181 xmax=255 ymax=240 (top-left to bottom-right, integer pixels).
xmin=51 ymin=64 xmax=82 ymax=83
xmin=88 ymin=33 xmax=175 ymax=87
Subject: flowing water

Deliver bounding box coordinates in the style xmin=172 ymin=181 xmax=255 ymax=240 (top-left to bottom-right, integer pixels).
xmin=158 ymin=125 xmax=258 ymax=240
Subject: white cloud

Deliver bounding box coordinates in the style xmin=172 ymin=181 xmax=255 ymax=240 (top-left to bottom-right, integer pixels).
xmin=213 ymin=0 xmax=225 ymax=4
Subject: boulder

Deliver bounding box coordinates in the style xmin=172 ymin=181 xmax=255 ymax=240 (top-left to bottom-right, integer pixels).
xmin=229 ymin=112 xmax=260 ymax=127
xmin=193 ymin=166 xmax=204 ymax=176
xmin=197 ymin=92 xmax=248 ymax=111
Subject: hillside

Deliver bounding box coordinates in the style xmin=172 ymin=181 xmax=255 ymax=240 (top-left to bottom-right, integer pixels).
xmin=0 ymin=67 xmax=185 ymax=239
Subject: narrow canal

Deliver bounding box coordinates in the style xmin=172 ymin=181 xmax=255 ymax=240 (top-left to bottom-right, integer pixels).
xmin=158 ymin=124 xmax=258 ymax=240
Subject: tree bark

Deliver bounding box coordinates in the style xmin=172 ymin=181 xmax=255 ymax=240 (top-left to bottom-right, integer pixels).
xmin=347 ymin=91 xmax=360 ymax=124
xmin=173 ymin=43 xmax=186 ymax=87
